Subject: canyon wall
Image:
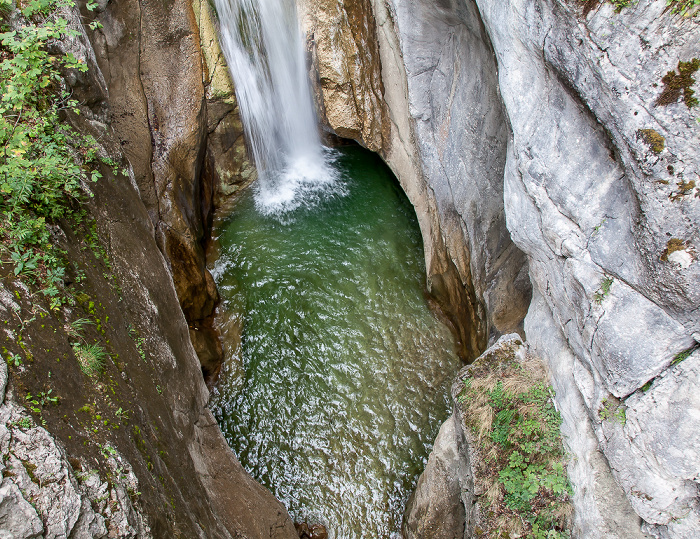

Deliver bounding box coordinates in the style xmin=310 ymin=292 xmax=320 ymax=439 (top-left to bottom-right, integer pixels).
xmin=0 ymin=1 xmax=296 ymax=537
xmin=302 ymin=0 xmax=700 ymax=536
xmin=298 ymin=0 xmax=532 ymax=360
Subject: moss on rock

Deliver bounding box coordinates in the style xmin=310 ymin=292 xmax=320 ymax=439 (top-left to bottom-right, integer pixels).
xmin=655 ymin=59 xmax=700 ymax=109
xmin=638 ymin=129 xmax=665 ymax=153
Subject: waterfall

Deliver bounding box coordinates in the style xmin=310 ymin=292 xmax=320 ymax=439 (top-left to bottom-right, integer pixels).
xmin=214 ymin=0 xmax=340 ymax=214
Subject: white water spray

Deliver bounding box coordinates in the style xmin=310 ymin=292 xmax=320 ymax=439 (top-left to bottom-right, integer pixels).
xmin=214 ymin=0 xmax=341 ymax=214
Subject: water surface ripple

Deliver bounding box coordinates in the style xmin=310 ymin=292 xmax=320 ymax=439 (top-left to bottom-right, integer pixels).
xmin=210 ymin=146 xmax=460 ymax=538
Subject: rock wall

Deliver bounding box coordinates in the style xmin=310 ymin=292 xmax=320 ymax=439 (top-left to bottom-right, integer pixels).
xmin=299 ymin=0 xmax=532 ymax=359
xmin=0 ymin=1 xmax=296 ymax=537
xmin=303 ymin=0 xmax=700 ymax=536
xmin=85 ymin=0 xmax=255 ymax=380
xmin=479 ymin=1 xmax=699 ymax=536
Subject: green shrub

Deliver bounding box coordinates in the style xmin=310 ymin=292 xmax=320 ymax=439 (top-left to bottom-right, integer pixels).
xmin=0 ymin=0 xmax=102 ymax=309
xmin=458 ymin=356 xmax=572 ymax=538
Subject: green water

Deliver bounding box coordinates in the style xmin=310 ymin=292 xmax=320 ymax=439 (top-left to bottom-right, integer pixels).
xmin=209 ymin=146 xmax=460 ymax=538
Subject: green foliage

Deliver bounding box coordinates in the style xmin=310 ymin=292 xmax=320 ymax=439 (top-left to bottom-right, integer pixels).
xmin=593 ymin=276 xmax=614 ymax=304
xmin=671 ymin=346 xmax=697 ymax=366
xmin=460 ymin=360 xmax=572 ymax=538
xmin=5 ymin=350 xmax=22 ymax=366
xmin=10 ymin=416 xmax=33 ymax=429
xmin=609 ymin=0 xmax=634 ymax=12
xmin=25 ymin=389 xmax=58 ymax=412
xmin=115 ymin=407 xmax=130 ymax=422
xmin=66 ymin=317 xmax=93 ymax=339
xmin=0 ymin=0 xmax=102 ymax=308
xmin=72 ymin=342 xmax=106 ymax=376
xmin=668 ymin=0 xmax=700 ymax=16
xmin=598 ymin=397 xmax=626 ymax=425
xmin=487 ymin=381 xmax=572 ymax=532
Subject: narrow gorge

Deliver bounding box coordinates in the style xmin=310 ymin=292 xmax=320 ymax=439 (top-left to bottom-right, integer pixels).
xmin=0 ymin=1 xmax=698 ymax=539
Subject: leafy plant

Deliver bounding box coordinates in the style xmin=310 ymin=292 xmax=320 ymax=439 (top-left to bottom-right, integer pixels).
xmin=458 ymin=355 xmax=572 ymax=538
xmin=593 ymin=276 xmax=613 ymax=304
xmin=72 ymin=342 xmax=106 ymax=376
xmin=5 ymin=351 xmax=22 ymax=366
xmin=667 ymin=0 xmax=700 ymax=16
xmin=0 ymin=0 xmax=103 ymax=308
xmin=10 ymin=416 xmax=33 ymax=429
xmin=25 ymin=389 xmax=58 ymax=412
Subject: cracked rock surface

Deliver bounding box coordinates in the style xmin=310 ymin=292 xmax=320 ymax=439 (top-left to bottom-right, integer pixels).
xmin=302 ymin=0 xmax=700 ymax=536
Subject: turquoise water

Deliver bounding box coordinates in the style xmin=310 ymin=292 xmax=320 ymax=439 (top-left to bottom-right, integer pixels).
xmin=209 ymin=146 xmax=459 ymax=538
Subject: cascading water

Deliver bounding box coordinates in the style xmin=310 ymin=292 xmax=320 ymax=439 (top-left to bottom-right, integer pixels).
xmin=210 ymin=1 xmax=461 ymax=536
xmin=214 ymin=0 xmax=339 ymax=214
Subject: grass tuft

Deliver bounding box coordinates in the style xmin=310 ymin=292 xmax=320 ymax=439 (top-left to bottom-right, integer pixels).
xmin=72 ymin=342 xmax=107 ymax=376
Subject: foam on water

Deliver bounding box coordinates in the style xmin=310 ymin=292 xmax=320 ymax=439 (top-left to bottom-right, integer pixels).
xmin=214 ymin=0 xmax=340 ymax=214
xmin=254 ymin=148 xmax=346 ymax=217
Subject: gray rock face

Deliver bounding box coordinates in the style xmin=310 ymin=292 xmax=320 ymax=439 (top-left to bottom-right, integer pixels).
xmin=476 ymin=0 xmax=700 ymax=536
xmin=305 ymin=0 xmax=700 ymax=536
xmin=302 ymin=0 xmax=532 ymax=359
xmin=0 ymin=375 xmax=142 ymax=538
xmin=403 ymin=413 xmax=472 ymax=539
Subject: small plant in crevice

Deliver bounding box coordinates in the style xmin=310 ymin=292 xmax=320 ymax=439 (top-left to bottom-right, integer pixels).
xmin=671 ymin=346 xmax=697 ymax=366
xmin=593 ymin=276 xmax=614 ymax=304
xmin=66 ymin=316 xmax=108 ymax=376
xmin=72 ymin=342 xmax=106 ymax=376
xmin=598 ymin=397 xmax=626 ymax=425
xmin=655 ymin=59 xmax=700 ymax=109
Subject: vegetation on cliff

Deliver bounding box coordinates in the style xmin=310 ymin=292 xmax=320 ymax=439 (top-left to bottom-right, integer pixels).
xmin=0 ymin=0 xmax=107 ymax=308
xmin=458 ymin=344 xmax=572 ymax=539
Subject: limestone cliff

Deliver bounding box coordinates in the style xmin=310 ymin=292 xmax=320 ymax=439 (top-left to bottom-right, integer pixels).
xmin=299 ymin=0 xmax=532 ymax=360
xmin=301 ymin=0 xmax=700 ymax=536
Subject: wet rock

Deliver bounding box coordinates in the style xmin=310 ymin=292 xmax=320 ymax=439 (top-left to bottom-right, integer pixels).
xmin=295 ymin=522 xmax=327 ymax=539
xmin=309 ymin=524 xmax=328 ymax=539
